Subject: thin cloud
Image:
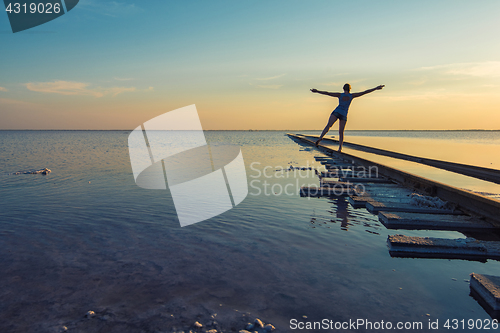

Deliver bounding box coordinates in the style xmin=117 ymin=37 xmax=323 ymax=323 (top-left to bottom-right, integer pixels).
xmin=322 ymin=82 xmax=343 ymax=86
xmin=0 ymin=87 xmax=7 ymax=92
xmin=256 ymin=84 xmax=283 ymax=89
xmin=0 ymin=97 xmax=40 ymax=107
xmin=248 ymin=82 xmax=283 ymax=89
xmin=322 ymin=78 xmax=366 ymax=87
xmin=377 ymin=91 xmax=493 ymax=102
xmin=417 ymin=61 xmax=500 ymax=77
xmin=408 ymin=78 xmax=427 ymax=86
xmin=107 ymin=86 xmax=137 ymax=96
xmin=26 ymin=81 xmax=102 ymax=97
xmin=79 ymin=1 xmax=141 ymax=17
xmin=114 ymin=77 xmax=134 ymax=81
xmin=25 ymin=80 xmax=136 ymax=97
xmin=255 ymin=74 xmax=286 ymax=81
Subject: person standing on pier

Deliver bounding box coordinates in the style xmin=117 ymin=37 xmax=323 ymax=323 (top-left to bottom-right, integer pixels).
xmin=311 ymin=84 xmax=385 ymax=152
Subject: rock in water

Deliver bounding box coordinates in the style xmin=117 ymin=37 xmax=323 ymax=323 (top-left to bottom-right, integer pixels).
xmin=245 ymin=323 xmax=254 ymax=330
xmin=194 ymin=321 xmax=203 ymax=328
xmin=265 ymin=324 xmax=276 ymax=331
xmin=11 ymin=168 xmax=51 ymax=175
xmin=254 ymin=318 xmax=264 ymax=328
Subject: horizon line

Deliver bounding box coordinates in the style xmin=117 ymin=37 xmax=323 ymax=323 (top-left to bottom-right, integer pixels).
xmin=0 ymin=129 xmax=499 ymax=131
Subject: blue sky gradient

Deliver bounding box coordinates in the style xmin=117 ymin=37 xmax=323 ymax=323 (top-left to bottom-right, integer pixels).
xmin=1 ymin=0 xmax=500 ymax=129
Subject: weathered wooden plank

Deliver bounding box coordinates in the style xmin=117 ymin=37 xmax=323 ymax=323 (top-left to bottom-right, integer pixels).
xmin=325 ymin=164 xmax=356 ymax=169
xmin=366 ymin=201 xmax=457 ymax=214
xmin=470 ymin=273 xmax=500 ymax=312
xmin=387 ymin=234 xmax=491 ymax=260
xmin=348 ymin=195 xmax=412 ymax=209
xmin=367 ymin=201 xmax=458 ymax=214
xmin=323 ymin=171 xmax=381 ymax=178
xmin=339 ymin=177 xmax=394 ymax=184
xmin=358 ymin=186 xmax=414 ymax=197
xmin=349 ymin=183 xmax=412 ymax=208
xmin=320 ymin=170 xmax=366 ymax=177
xmin=320 ymin=178 xmax=365 ymax=187
xmin=348 ymin=196 xmax=378 ymax=208
xmin=379 ymin=212 xmax=494 ymax=231
xmin=300 ymin=185 xmax=355 ymax=197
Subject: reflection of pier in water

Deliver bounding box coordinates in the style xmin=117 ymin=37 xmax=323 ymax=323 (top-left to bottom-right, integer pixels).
xmin=289 ymin=133 xmax=500 ymax=319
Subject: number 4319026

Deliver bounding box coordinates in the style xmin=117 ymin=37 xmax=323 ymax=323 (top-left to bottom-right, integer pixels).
xmin=6 ymin=2 xmax=61 ymax=14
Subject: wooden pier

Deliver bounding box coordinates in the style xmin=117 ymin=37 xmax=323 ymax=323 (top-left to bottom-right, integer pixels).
xmin=289 ymin=132 xmax=500 ymax=318
xmin=288 ymin=133 xmax=500 ymax=226
xmin=305 ymin=134 xmax=500 ymax=185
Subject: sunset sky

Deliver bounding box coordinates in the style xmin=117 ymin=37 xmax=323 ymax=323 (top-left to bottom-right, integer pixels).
xmin=1 ymin=0 xmax=500 ymax=130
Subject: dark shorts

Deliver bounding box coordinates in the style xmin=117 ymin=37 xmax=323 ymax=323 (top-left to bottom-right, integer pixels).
xmin=332 ymin=111 xmax=347 ymax=121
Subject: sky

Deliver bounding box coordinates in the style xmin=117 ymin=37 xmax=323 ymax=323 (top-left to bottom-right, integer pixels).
xmin=1 ymin=0 xmax=500 ymax=130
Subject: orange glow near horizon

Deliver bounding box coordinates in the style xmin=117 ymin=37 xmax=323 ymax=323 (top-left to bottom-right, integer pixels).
xmin=2 ymin=2 xmax=500 ymax=130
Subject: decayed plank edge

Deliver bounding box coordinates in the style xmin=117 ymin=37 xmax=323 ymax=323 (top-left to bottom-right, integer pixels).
xmin=379 ymin=212 xmax=494 ymax=230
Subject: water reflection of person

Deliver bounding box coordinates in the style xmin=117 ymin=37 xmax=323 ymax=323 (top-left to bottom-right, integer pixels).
xmin=311 ymin=84 xmax=385 ymax=152
xmin=334 ymin=197 xmax=350 ymax=230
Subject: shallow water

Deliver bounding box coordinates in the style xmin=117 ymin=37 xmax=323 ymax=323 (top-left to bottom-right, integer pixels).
xmin=1 ymin=130 xmax=500 ymax=332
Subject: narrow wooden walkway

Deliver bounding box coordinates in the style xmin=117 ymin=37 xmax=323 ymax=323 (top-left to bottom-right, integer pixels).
xmin=300 ymin=133 xmax=500 ymax=185
xmin=288 ymin=133 xmax=500 ymax=225
xmin=288 ymin=133 xmax=500 ymax=319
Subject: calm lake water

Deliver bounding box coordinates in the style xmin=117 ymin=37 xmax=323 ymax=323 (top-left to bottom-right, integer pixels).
xmin=1 ymin=130 xmax=499 ymax=332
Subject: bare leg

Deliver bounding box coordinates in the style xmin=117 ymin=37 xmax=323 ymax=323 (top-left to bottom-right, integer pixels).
xmin=338 ymin=119 xmax=347 ymax=152
xmin=316 ymin=113 xmax=338 ymax=146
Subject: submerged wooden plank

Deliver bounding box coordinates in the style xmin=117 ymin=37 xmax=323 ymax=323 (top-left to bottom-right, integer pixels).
xmin=300 ymin=185 xmax=355 ymax=197
xmin=321 ymin=178 xmax=365 ymax=187
xmin=387 ymin=234 xmax=489 ymax=260
xmin=367 ymin=201 xmax=458 ymax=214
xmin=325 ymin=164 xmax=356 ymax=169
xmin=326 ymin=171 xmax=381 ymax=178
xmin=388 ymin=235 xmax=500 ymax=261
xmin=339 ymin=177 xmax=394 ymax=184
xmin=337 ymin=179 xmax=414 ymax=210
xmin=320 ymin=170 xmax=367 ymax=177
xmin=470 ymin=273 xmax=500 ymax=312
xmin=357 ymin=186 xmax=414 ymax=197
xmin=349 ymin=196 xmax=378 ymax=208
xmin=320 ymin=180 xmax=358 ymax=190
xmin=379 ymin=212 xmax=494 ymax=231
xmin=348 ymin=195 xmax=413 ymax=209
